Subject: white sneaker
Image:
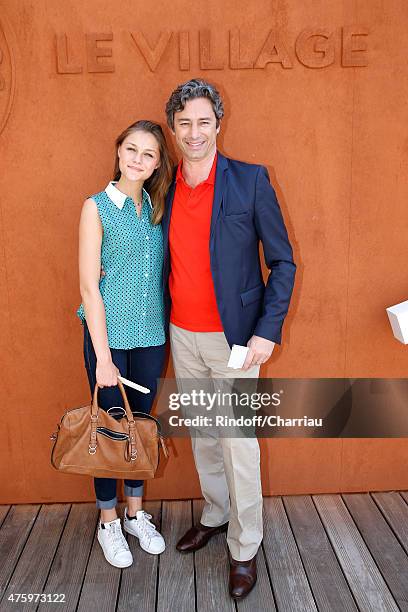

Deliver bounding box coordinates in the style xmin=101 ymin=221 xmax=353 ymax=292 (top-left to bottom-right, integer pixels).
xmin=123 ymin=508 xmax=166 ymax=555
xmin=97 ymin=518 xmax=133 ymax=568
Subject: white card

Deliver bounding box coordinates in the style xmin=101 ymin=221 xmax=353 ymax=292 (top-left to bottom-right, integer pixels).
xmin=118 ymin=375 xmax=150 ymax=394
xmin=227 ymin=344 xmax=249 ymax=369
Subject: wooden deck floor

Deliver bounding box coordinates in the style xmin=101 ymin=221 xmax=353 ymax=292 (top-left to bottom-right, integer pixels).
xmin=0 ymin=493 xmax=408 ymax=611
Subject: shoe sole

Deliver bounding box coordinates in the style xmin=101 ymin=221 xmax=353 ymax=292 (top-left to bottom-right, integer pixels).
xmin=123 ymin=523 xmax=166 ymax=555
xmin=97 ymin=533 xmax=133 ymax=568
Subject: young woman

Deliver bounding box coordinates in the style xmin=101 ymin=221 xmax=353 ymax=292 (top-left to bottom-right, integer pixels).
xmin=77 ymin=120 xmax=173 ymax=568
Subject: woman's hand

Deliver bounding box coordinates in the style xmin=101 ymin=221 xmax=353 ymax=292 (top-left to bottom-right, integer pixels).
xmin=96 ymin=359 xmax=120 ymax=388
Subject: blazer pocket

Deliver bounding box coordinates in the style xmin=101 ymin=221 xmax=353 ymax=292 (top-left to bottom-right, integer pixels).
xmin=240 ymin=284 xmax=265 ymax=307
xmin=224 ymin=210 xmax=249 ymax=221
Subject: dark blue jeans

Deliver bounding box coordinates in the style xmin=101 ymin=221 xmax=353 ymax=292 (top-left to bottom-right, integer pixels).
xmin=83 ymin=322 xmax=165 ymax=509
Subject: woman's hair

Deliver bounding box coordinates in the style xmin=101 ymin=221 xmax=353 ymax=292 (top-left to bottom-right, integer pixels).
xmin=113 ymin=120 xmax=173 ymax=225
xmin=165 ymin=78 xmax=224 ymax=131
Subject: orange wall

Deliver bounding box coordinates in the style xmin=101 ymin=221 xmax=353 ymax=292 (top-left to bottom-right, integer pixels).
xmin=1 ymin=0 xmax=408 ymax=504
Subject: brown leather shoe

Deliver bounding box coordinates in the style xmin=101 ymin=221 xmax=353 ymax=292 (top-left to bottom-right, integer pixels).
xmin=176 ymin=522 xmax=228 ymax=553
xmin=229 ymin=554 xmax=257 ymax=599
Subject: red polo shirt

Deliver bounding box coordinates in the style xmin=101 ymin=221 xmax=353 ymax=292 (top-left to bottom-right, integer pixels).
xmin=169 ymin=154 xmax=223 ymax=332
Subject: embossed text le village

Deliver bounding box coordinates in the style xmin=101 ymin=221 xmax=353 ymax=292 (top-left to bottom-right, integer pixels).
xmin=55 ymin=27 xmax=369 ymax=74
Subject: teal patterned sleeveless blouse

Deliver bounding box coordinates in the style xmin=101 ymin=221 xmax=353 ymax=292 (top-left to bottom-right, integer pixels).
xmin=77 ymin=182 xmax=165 ymax=349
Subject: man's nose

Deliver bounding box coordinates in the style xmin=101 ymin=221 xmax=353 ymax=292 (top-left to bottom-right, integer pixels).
xmin=189 ymin=123 xmax=200 ymax=139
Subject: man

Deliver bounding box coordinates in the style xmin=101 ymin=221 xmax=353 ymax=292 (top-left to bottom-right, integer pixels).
xmin=162 ymin=79 xmax=296 ymax=599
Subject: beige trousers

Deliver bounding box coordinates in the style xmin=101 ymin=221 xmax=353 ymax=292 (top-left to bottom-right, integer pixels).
xmin=170 ymin=323 xmax=263 ymax=561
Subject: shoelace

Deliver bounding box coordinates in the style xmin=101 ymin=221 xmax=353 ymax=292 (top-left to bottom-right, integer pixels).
xmin=107 ymin=521 xmax=130 ymax=554
xmin=137 ymin=512 xmax=159 ymax=540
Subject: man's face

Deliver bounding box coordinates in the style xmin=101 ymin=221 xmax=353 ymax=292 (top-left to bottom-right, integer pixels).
xmin=172 ymin=97 xmax=219 ymax=162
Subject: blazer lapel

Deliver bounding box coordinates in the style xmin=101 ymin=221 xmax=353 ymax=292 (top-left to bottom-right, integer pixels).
xmin=210 ymin=152 xmax=228 ymax=239
xmin=162 ymin=170 xmax=177 ymax=261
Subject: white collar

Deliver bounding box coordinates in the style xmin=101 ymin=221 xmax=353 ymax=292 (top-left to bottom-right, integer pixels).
xmin=105 ymin=181 xmax=153 ymax=210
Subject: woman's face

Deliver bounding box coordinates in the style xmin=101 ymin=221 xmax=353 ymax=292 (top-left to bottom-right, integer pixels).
xmin=117 ymin=130 xmax=160 ymax=183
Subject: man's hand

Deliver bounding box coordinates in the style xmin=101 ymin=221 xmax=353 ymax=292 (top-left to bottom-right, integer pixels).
xmin=242 ymin=335 xmax=275 ymax=370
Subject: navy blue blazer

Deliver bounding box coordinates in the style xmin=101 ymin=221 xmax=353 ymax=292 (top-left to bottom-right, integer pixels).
xmin=162 ymin=152 xmax=296 ymax=347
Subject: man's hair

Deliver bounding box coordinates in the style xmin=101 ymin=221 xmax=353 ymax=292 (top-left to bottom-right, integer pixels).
xmin=165 ymin=78 xmax=224 ymax=130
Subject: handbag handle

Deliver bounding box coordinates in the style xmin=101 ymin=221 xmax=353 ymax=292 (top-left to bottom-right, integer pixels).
xmin=91 ymin=379 xmax=135 ymax=423
xmin=88 ymin=380 xmax=168 ymax=461
xmin=90 ymin=380 xmax=139 ymax=460
xmin=91 ymin=382 xmax=164 ymax=433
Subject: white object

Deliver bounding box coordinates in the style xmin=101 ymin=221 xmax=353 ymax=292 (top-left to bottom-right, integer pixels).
xmin=123 ymin=509 xmax=166 ymax=554
xmin=227 ymin=344 xmax=249 ymax=369
xmin=118 ymin=375 xmax=150 ymax=394
xmin=97 ymin=518 xmax=133 ymax=568
xmin=386 ymin=300 xmax=408 ymax=344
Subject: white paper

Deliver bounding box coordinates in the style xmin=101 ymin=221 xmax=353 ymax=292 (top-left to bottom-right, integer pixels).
xmin=386 ymin=299 xmax=408 ymax=344
xmin=227 ymin=344 xmax=249 ymax=369
xmin=118 ymin=375 xmax=150 ymax=394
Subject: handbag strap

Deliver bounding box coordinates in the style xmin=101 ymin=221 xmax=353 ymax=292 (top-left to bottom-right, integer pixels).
xmin=90 ymin=379 xmax=138 ymax=459
xmin=91 ymin=379 xmax=135 ymax=422
xmin=89 ymin=380 xmax=167 ymax=460
xmin=124 ymin=412 xmax=168 ymax=459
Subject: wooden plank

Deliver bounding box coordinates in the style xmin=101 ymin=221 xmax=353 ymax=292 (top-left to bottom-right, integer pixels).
xmin=1 ymin=504 xmax=70 ymax=612
xmin=284 ymin=495 xmax=358 ymax=612
xmin=156 ymin=500 xmax=195 ymax=612
xmin=77 ymin=503 xmax=125 ymax=612
xmin=263 ymin=497 xmax=317 ymax=612
xmin=343 ymin=493 xmax=408 ymax=611
xmin=193 ymin=499 xmax=234 ymax=612
xmin=38 ymin=503 xmax=99 ymax=612
xmin=0 ymin=506 xmax=10 ymax=528
xmin=314 ymin=494 xmax=399 ymax=612
xmin=117 ymin=501 xmax=161 ymax=612
xmin=400 ymin=491 xmax=408 ymax=506
xmin=0 ymin=505 xmax=40 ymax=602
xmin=192 ymin=496 xmax=277 ymax=612
xmin=235 ymin=545 xmax=276 ymax=612
xmin=372 ymin=492 xmax=408 ymax=554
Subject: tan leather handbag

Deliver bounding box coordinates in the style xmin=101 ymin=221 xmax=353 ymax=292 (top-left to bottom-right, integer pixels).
xmin=50 ymin=380 xmax=168 ymax=479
